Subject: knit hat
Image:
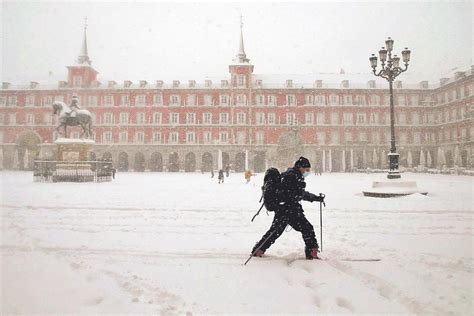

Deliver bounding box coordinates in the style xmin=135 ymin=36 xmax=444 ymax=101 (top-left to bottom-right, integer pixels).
xmin=294 ymin=156 xmax=311 ymax=168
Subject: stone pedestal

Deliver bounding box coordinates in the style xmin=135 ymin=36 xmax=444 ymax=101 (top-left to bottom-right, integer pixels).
xmin=54 ymin=138 xmax=95 ymax=161
xmin=363 ymin=178 xmax=428 ymax=198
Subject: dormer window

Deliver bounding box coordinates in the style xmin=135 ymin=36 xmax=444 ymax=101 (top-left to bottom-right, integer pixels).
xmin=314 ymin=80 xmax=323 ymax=88
xmin=73 ymin=77 xmax=82 ymax=87
xmin=221 ymin=80 xmax=229 ymax=88
xmin=205 ymin=80 xmax=212 ymax=88
xmin=286 ymin=80 xmax=293 ymax=88
xmin=340 ymin=80 xmax=349 ymax=88
xmin=108 ymin=81 xmax=117 ymax=88
xmin=156 ymin=80 xmax=164 ymax=88
xmin=255 ymin=80 xmax=262 ymax=88
xmin=139 ymin=80 xmax=147 ymax=88
xmin=188 ymin=80 xmax=196 ymax=88
xmin=124 ymin=80 xmax=133 ymax=88
xmin=172 ymin=80 xmax=180 ymax=88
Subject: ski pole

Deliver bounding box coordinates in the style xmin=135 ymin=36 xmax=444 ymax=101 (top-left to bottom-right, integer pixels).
xmin=244 ymin=229 xmax=278 ymax=265
xmin=319 ymin=193 xmax=325 ymax=252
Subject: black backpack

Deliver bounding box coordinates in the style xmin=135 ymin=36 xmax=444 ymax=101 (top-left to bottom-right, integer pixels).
xmin=251 ymin=168 xmax=282 ymax=222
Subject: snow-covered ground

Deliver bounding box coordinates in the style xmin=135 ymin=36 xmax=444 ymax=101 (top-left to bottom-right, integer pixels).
xmin=1 ymin=171 xmax=473 ymax=315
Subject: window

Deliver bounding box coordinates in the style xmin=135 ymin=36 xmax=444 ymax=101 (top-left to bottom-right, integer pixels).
xmin=6 ymin=96 xmax=17 ymax=106
xmin=305 ymin=95 xmax=313 ymax=105
xmin=170 ymin=113 xmax=179 ymax=124
xmin=399 ymin=132 xmax=407 ymax=144
xmin=43 ymin=113 xmax=52 ymax=125
xmin=236 ymin=131 xmax=246 ymax=144
xmin=186 ymin=95 xmax=196 ymax=106
xmin=344 ymin=131 xmax=353 ymax=142
xmin=104 ymin=113 xmax=113 ymax=124
xmin=305 ymin=113 xmax=314 ymax=124
xmin=87 ymin=95 xmax=97 ymax=106
xmin=136 ymin=112 xmax=146 ymax=124
xmin=398 ymin=113 xmax=407 ymax=124
xmin=256 ymin=95 xmax=265 ymax=105
xmin=153 ymin=132 xmax=162 ymax=144
xmin=170 ymin=95 xmax=181 ymax=106
xmin=120 ymin=95 xmax=129 ymax=106
xmin=369 ymin=113 xmax=378 ymax=124
xmin=267 ymin=113 xmax=275 ymax=124
xmin=237 ymin=112 xmax=247 ymax=124
xmin=203 ymin=131 xmax=212 ymax=144
xmin=103 ymin=131 xmax=113 ymax=143
xmin=268 ymin=95 xmax=276 ymax=106
xmin=186 ymin=132 xmax=196 ymax=143
xmin=414 ymin=132 xmax=421 ymax=144
xmin=104 ymin=95 xmax=114 ymax=106
xmin=238 ymin=75 xmax=246 ymax=87
xmin=286 ymin=95 xmax=295 ymax=106
xmin=43 ymin=96 xmax=53 ymax=106
xmin=55 ymin=95 xmax=64 ymax=102
xmin=220 ymin=95 xmax=228 ymax=105
xmin=343 ymin=113 xmax=353 ymax=124
xmin=120 ymin=131 xmax=128 ymax=143
xmin=203 ymin=112 xmax=212 ymax=124
xmin=286 ymin=112 xmax=296 ymax=125
xmin=398 ymin=95 xmax=406 ymax=106
xmin=357 ymin=113 xmax=366 ymax=124
xmin=255 ymin=112 xmax=265 ymax=125
xmin=255 ymin=131 xmax=265 ymax=144
xmin=25 ymin=95 xmax=34 ymax=106
xmin=355 ymin=95 xmax=365 ymax=105
xmin=0 ymin=96 xmax=6 ymax=106
xmin=153 ymin=94 xmax=162 ymax=106
xmin=359 ymin=131 xmax=367 ymax=142
xmin=8 ymin=113 xmax=16 ymax=125
xmin=369 ymin=95 xmax=379 ymax=106
xmin=220 ymin=113 xmax=229 ymax=124
xmin=316 ymin=132 xmax=325 ymax=144
xmin=331 ymin=131 xmax=339 ymax=144
xmin=373 ymin=132 xmax=381 ymax=143
xmin=26 ymin=113 xmax=35 ymax=125
xmin=314 ymin=95 xmax=324 ymax=105
xmin=153 ymin=112 xmax=162 ymax=124
xmin=169 ymin=132 xmax=179 ymax=144
xmin=329 ymin=95 xmax=338 ymax=105
xmin=136 ymin=94 xmax=146 ymax=106
xmin=186 ymin=113 xmax=196 ymax=124
xmin=412 ymin=113 xmax=420 ymax=125
xmin=219 ymin=132 xmax=228 ymax=143
xmin=73 ymin=76 xmax=82 ymax=87
xmin=342 ymin=95 xmax=352 ymax=105
xmin=331 ymin=112 xmax=339 ymax=124
xmin=236 ymin=95 xmax=247 ymax=105
xmin=120 ymin=112 xmax=129 ymax=124
xmin=316 ymin=113 xmax=325 ymax=124
xmin=204 ymin=95 xmax=213 ymax=106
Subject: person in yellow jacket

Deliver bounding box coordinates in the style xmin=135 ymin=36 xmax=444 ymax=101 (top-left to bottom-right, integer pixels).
xmin=244 ymin=170 xmax=252 ymax=183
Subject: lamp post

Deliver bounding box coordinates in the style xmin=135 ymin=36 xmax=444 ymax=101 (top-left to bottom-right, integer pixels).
xmin=369 ymin=37 xmax=411 ymax=179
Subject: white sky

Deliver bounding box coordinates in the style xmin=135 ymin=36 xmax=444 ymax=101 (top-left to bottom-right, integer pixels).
xmin=1 ymin=0 xmax=473 ymax=84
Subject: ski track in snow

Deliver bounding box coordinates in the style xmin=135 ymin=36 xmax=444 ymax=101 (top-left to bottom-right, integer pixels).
xmin=1 ymin=171 xmax=473 ymax=314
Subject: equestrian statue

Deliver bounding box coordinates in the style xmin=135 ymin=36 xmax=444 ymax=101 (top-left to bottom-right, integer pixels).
xmin=52 ymin=95 xmax=94 ymax=139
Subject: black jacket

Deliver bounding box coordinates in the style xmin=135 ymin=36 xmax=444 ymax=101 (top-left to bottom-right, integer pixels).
xmin=280 ymin=167 xmax=317 ymax=210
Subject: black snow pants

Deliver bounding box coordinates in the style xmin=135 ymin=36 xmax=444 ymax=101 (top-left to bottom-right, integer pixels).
xmin=252 ymin=206 xmax=318 ymax=253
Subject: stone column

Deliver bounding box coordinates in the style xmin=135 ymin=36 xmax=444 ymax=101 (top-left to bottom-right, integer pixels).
xmin=244 ymin=150 xmax=249 ymax=170
xmin=350 ymin=149 xmax=354 ymax=172
xmin=218 ymin=149 xmax=223 ymax=170
xmin=362 ymin=150 xmax=367 ymax=168
xmin=328 ymin=149 xmax=332 ymax=172
xmin=322 ymin=150 xmax=326 ymax=172
xmin=342 ymin=150 xmax=346 ymax=172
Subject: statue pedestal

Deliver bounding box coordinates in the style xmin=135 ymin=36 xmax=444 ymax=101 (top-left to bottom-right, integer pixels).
xmin=362 ymin=178 xmax=428 ymax=198
xmin=54 ymin=138 xmax=95 ymax=161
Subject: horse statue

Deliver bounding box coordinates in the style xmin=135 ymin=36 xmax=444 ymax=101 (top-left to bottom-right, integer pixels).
xmin=52 ymin=101 xmax=94 ymax=139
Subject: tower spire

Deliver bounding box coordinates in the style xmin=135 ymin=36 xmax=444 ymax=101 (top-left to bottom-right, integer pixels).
xmin=78 ymin=17 xmax=91 ymax=65
xmin=235 ymin=14 xmax=250 ymax=63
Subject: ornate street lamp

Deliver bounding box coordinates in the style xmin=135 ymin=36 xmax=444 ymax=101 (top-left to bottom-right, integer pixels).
xmin=369 ymin=37 xmax=411 ymax=179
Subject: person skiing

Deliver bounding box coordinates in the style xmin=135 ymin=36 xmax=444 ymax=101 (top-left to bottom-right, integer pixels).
xmin=218 ymin=169 xmax=224 ymax=184
xmin=250 ymin=156 xmax=325 ymax=260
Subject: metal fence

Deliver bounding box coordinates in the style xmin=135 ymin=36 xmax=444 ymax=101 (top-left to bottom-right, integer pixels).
xmin=34 ymin=160 xmax=114 ymax=182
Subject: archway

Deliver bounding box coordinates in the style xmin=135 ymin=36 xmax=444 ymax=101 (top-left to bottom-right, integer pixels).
xmin=253 ymin=152 xmax=266 ymax=172
xmin=16 ymin=130 xmax=41 ymax=170
xmin=185 ymin=152 xmax=196 ymax=172
xmin=168 ymin=152 xmax=179 ymax=172
xmin=102 ymin=152 xmax=112 ymax=161
xmin=222 ymin=152 xmax=230 ymax=168
xmin=149 ymin=152 xmax=163 ymax=172
xmin=235 ymin=152 xmax=245 ymax=172
xmin=201 ymin=152 xmax=213 ymax=172
xmin=134 ymin=152 xmax=145 ymax=172
xmin=461 ymin=150 xmax=468 ymax=167
xmin=118 ymin=152 xmax=129 ymax=171
xmin=89 ymin=152 xmax=97 ymax=161
xmin=445 ymin=150 xmax=453 ymax=168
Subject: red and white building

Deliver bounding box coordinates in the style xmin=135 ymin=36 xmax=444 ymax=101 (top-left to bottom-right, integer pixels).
xmin=1 ymin=25 xmax=473 ymax=172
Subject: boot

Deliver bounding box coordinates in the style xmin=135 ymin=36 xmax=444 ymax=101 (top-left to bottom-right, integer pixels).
xmin=305 ymin=247 xmax=319 ymax=260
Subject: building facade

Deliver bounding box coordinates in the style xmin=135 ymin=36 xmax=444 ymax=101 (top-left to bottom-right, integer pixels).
xmin=1 ymin=26 xmax=473 ymax=172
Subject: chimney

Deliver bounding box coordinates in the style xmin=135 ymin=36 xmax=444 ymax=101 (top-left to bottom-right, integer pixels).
xmin=2 ymin=82 xmax=11 ymax=89
xmin=419 ymin=81 xmax=428 ymax=89
xmin=124 ymin=80 xmax=133 ymax=88
xmin=367 ymin=80 xmax=376 ymax=89
xmin=58 ymin=81 xmax=68 ymax=89
xmin=205 ymin=80 xmax=212 ymax=87
xmin=286 ymin=80 xmax=293 ymax=88
xmin=314 ymin=80 xmax=323 ymax=88
xmin=440 ymin=78 xmax=449 ymax=86
xmin=221 ymin=80 xmax=229 ymax=87
xmin=394 ymin=80 xmax=402 ymax=89
xmin=30 ymin=81 xmax=39 ymax=89
xmin=108 ymin=80 xmax=117 ymax=88
xmin=188 ymin=80 xmax=196 ymax=88
xmin=156 ymin=80 xmax=164 ymax=88
xmin=340 ymin=80 xmax=349 ymax=88
xmin=139 ymin=80 xmax=148 ymax=88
